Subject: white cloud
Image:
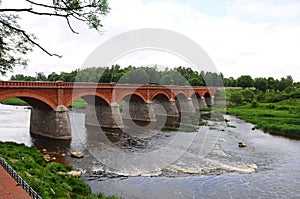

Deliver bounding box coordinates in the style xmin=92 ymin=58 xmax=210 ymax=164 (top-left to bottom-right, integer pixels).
xmin=1 ymin=0 xmax=300 ymax=81
xmin=226 ymin=0 xmax=300 ymax=20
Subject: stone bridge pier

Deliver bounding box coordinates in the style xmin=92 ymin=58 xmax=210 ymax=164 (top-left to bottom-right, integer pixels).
xmin=30 ymin=105 xmax=71 ymax=140
xmin=84 ymin=96 xmax=124 ymax=129
xmin=121 ymin=95 xmax=156 ymax=131
xmin=153 ymin=98 xmax=180 ymax=128
xmin=175 ymin=96 xmax=198 ymax=126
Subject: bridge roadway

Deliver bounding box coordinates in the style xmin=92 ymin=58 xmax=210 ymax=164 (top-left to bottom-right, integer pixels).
xmin=0 ymin=81 xmax=218 ymax=139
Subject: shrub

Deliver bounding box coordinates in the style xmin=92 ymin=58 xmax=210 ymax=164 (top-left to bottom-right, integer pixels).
xmin=266 ymin=103 xmax=276 ymax=109
xmin=251 ymin=100 xmax=259 ymax=108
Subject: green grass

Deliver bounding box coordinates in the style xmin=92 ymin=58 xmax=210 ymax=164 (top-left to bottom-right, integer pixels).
xmin=0 ymin=142 xmax=118 ymax=199
xmin=227 ymin=99 xmax=300 ymax=138
xmin=69 ymin=98 xmax=87 ymax=109
xmin=1 ymin=98 xmax=29 ymax=106
xmin=1 ymin=98 xmax=88 ymax=109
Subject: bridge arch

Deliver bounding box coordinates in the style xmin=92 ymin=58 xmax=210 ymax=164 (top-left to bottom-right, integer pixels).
xmin=150 ymin=91 xmax=171 ymax=101
xmin=120 ymin=93 xmax=156 ymax=128
xmin=0 ymin=90 xmax=56 ymax=109
xmin=65 ymin=91 xmax=111 ymax=108
xmin=174 ymin=93 xmax=188 ymax=113
xmin=152 ymin=93 xmax=171 ymax=115
xmin=203 ymin=92 xmax=212 ymax=106
xmin=174 ymin=91 xmax=188 ymax=99
xmin=191 ymin=93 xmax=201 ymax=111
xmin=114 ymin=91 xmax=147 ymax=103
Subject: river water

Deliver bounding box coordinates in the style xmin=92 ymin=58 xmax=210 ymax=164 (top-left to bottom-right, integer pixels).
xmin=0 ymin=104 xmax=299 ymax=198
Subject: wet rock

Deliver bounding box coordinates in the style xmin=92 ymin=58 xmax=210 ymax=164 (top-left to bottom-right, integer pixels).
xmin=238 ymin=141 xmax=247 ymax=147
xmin=44 ymin=154 xmax=51 ymax=162
xmin=58 ymin=170 xmax=82 ymax=177
xmin=67 ymin=170 xmax=82 ymax=177
xmin=71 ymin=151 xmax=84 ymax=158
xmin=24 ymin=171 xmax=32 ymax=177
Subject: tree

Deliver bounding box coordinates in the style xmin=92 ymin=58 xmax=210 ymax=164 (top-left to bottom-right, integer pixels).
xmin=118 ymin=68 xmax=150 ymax=84
xmin=36 ymin=72 xmax=46 ymax=81
xmin=240 ymin=89 xmax=254 ymax=103
xmin=0 ymin=0 xmax=109 ymax=75
xmin=254 ymin=77 xmax=268 ymax=92
xmin=99 ymin=67 xmax=113 ymax=83
xmin=11 ymin=74 xmax=36 ymax=81
xmin=230 ymin=91 xmax=243 ymax=105
xmin=237 ymin=75 xmax=254 ymax=89
xmin=160 ymin=74 xmax=172 ymax=85
xmin=47 ymin=72 xmax=59 ymax=81
xmin=224 ymin=77 xmax=236 ymax=87
xmin=188 ymin=77 xmax=202 ymax=86
xmin=169 ymin=70 xmax=187 ymax=86
xmin=267 ymin=77 xmax=276 ymax=91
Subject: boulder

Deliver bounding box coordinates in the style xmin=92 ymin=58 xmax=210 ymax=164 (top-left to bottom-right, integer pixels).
xmin=238 ymin=141 xmax=247 ymax=147
xmin=70 ymin=151 xmax=84 ymax=158
xmin=165 ymin=133 xmax=171 ymax=137
xmin=44 ymin=154 xmax=51 ymax=162
xmin=57 ymin=170 xmax=82 ymax=177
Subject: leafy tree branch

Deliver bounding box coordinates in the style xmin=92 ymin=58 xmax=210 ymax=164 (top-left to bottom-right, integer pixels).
xmin=0 ymin=0 xmax=109 ymax=75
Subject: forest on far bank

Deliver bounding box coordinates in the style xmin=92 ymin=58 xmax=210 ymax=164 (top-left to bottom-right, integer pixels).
xmin=9 ymin=65 xmax=300 ymax=91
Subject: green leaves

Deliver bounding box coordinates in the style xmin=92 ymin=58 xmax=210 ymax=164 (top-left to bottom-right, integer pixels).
xmin=0 ymin=13 xmax=33 ymax=75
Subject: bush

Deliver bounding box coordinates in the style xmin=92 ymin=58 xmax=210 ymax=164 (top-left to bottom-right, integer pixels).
xmin=229 ymin=91 xmax=243 ymax=105
xmin=266 ymin=103 xmax=276 ymax=109
xmin=240 ymin=89 xmax=254 ymax=102
xmin=251 ymin=100 xmax=258 ymax=107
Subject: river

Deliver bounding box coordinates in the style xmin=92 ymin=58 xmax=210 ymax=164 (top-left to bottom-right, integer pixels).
xmin=0 ymin=104 xmax=299 ymax=198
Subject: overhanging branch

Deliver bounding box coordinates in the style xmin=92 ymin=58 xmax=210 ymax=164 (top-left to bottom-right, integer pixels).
xmin=0 ymin=20 xmax=62 ymax=58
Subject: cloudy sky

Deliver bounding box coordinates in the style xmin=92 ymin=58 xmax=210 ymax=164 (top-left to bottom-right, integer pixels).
xmin=2 ymin=0 xmax=300 ymax=81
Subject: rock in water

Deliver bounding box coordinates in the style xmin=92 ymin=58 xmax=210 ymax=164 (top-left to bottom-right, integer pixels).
xmin=58 ymin=170 xmax=82 ymax=177
xmin=67 ymin=170 xmax=82 ymax=177
xmin=238 ymin=141 xmax=247 ymax=147
xmin=71 ymin=151 xmax=84 ymax=158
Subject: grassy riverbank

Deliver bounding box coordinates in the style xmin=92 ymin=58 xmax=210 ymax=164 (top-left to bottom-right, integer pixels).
xmin=2 ymin=98 xmax=87 ymax=109
xmin=0 ymin=142 xmax=116 ymax=199
xmin=226 ymin=99 xmax=300 ymax=138
xmin=1 ymin=98 xmax=28 ymax=106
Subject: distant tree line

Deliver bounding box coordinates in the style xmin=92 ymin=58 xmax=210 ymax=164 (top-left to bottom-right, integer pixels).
xmin=10 ymin=65 xmax=224 ymax=86
xmin=227 ymin=74 xmax=300 ymax=105
xmin=10 ymin=65 xmax=299 ymax=91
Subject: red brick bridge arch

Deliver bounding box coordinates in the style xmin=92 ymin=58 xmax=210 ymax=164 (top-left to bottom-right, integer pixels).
xmin=0 ymin=81 xmax=219 ymax=139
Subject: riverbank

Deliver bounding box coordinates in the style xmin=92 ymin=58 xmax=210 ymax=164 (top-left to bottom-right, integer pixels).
xmin=226 ymin=99 xmax=300 ymax=138
xmin=2 ymin=98 xmax=87 ymax=109
xmin=0 ymin=142 xmax=117 ymax=199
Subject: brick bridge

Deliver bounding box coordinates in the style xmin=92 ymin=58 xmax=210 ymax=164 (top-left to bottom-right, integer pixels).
xmin=0 ymin=81 xmax=219 ymax=139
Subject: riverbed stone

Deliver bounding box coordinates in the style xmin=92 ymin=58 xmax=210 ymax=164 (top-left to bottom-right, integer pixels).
xmin=71 ymin=151 xmax=84 ymax=158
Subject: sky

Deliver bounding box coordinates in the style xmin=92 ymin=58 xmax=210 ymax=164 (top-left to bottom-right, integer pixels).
xmin=1 ymin=0 xmax=300 ymax=81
